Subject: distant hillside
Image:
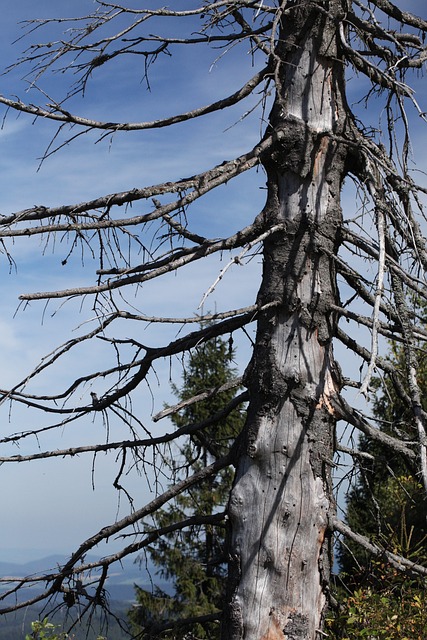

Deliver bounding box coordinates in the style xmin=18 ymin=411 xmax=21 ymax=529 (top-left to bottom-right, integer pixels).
xmin=0 ymin=554 xmax=170 ymax=604
xmin=0 ymin=603 xmax=130 ymax=640
xmin=0 ymin=554 xmax=172 ymax=638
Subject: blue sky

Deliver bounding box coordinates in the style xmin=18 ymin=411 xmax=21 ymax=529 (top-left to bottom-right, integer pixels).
xmin=0 ymin=1 xmax=426 ymax=567
xmin=0 ymin=1 xmax=268 ymax=563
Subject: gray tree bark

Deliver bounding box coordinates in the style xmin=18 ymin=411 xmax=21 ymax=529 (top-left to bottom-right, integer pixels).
xmin=225 ymin=4 xmax=348 ymax=638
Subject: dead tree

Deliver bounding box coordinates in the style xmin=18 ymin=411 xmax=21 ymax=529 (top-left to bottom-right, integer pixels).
xmin=1 ymin=1 xmax=427 ymax=638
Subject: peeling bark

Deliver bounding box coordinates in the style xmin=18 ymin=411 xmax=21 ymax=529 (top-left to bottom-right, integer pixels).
xmin=224 ymin=4 xmax=348 ymax=638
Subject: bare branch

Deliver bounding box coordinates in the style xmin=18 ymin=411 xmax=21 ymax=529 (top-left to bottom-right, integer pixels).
xmin=333 ymin=517 xmax=427 ymax=578
xmin=0 ymin=391 xmax=249 ymax=463
xmin=0 ymin=66 xmax=269 ymax=132
xmin=153 ymin=376 xmax=244 ymax=423
xmin=0 ymin=455 xmax=231 ymax=614
xmin=332 ymin=395 xmax=417 ymax=461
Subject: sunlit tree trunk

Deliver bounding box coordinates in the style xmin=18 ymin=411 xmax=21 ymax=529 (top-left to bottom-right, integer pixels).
xmin=225 ymin=4 xmax=348 ymax=638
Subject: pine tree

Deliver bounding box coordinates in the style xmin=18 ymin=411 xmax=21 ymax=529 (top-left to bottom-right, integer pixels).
xmin=329 ymin=304 xmax=427 ymax=638
xmin=129 ymin=334 xmax=245 ymax=639
xmin=339 ymin=302 xmax=427 ymax=580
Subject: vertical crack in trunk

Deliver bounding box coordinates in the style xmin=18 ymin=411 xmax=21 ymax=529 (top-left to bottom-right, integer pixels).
xmin=224 ymin=3 xmax=348 ymax=639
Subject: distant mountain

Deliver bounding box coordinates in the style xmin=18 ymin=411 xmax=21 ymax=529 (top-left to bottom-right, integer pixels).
xmin=0 ymin=553 xmax=172 ymax=603
xmin=0 ymin=555 xmax=71 ymax=578
xmin=0 ymin=554 xmax=172 ymax=638
xmin=0 ymin=603 xmax=131 ymax=640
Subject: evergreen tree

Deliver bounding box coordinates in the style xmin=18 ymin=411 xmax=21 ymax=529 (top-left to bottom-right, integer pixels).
xmin=129 ymin=334 xmax=245 ymax=639
xmin=330 ymin=304 xmax=427 ymax=638
xmin=339 ymin=302 xmax=427 ymax=580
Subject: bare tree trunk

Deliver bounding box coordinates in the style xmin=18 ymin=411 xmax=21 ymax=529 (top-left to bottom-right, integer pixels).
xmin=224 ymin=4 xmax=348 ymax=638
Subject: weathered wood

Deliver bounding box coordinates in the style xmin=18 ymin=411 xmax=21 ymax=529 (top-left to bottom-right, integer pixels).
xmin=224 ymin=4 xmax=348 ymax=638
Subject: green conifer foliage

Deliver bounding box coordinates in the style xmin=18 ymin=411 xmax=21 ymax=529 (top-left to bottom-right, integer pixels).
xmin=339 ymin=304 xmax=427 ymax=580
xmin=129 ymin=334 xmax=245 ymax=639
xmin=332 ymin=305 xmax=427 ymax=638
